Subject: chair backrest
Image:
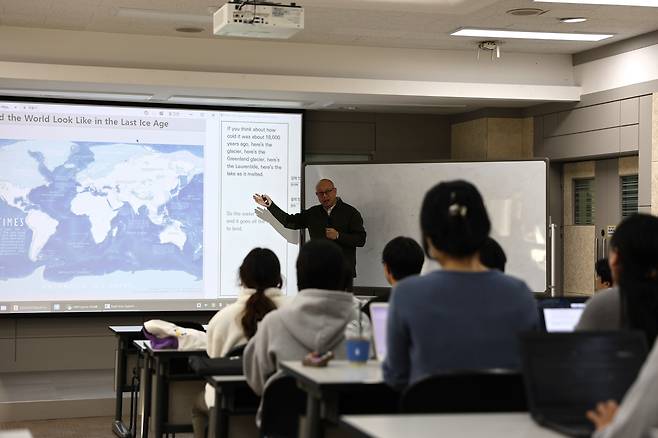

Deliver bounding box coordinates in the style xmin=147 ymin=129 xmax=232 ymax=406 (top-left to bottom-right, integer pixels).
xmin=400 ymin=369 xmax=527 ymax=414
xmin=260 ymin=376 xmax=306 ymax=438
xmin=225 ymin=343 xmax=247 ymax=358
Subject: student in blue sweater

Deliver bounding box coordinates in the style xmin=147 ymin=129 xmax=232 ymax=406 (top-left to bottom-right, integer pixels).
xmin=383 ymin=180 xmax=539 ymax=390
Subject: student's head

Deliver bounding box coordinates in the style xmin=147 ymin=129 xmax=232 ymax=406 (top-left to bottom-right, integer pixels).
xmin=420 ymin=180 xmax=491 ymax=265
xmin=479 ymin=237 xmax=507 ymax=272
xmin=381 ymin=236 xmax=424 ymax=285
xmin=296 ymin=240 xmax=347 ymax=291
xmin=595 ymin=258 xmax=613 ymax=290
xmin=239 ymin=248 xmax=282 ymax=339
xmin=315 ymin=179 xmax=337 ymax=210
xmin=609 ymin=214 xmax=658 ymax=344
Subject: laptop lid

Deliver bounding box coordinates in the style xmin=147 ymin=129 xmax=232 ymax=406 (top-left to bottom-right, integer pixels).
xmin=370 ymin=302 xmax=389 ymax=361
xmin=542 ymin=308 xmax=584 ymax=332
xmin=521 ymin=332 xmax=647 ymax=420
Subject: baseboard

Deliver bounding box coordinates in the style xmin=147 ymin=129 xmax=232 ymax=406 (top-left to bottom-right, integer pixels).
xmin=0 ymin=396 xmax=129 ymax=422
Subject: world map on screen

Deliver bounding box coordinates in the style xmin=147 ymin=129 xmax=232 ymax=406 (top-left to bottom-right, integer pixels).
xmin=0 ymin=140 xmax=203 ymax=283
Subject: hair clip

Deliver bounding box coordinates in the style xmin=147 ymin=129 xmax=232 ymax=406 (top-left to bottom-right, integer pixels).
xmin=448 ymin=203 xmax=468 ymax=218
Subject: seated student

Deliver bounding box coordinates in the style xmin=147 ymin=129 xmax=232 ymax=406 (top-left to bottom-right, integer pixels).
xmin=243 ymin=240 xmax=360 ymax=421
xmin=383 ymin=180 xmax=539 ymax=390
xmin=382 ymin=236 xmax=425 ymax=286
xmin=586 ymin=337 xmax=658 ymax=438
xmin=479 ymin=236 xmax=507 ymax=272
xmin=364 ymin=236 xmax=425 ymax=315
xmin=576 ymin=214 xmax=658 ymax=342
xmin=192 ymin=248 xmax=287 ymax=438
xmin=595 ymin=258 xmax=613 ymax=291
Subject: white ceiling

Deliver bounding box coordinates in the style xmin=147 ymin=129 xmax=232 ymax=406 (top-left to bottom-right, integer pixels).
xmin=0 ymin=0 xmax=657 ymax=54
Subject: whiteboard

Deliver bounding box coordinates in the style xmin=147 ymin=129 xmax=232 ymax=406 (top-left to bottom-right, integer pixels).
xmin=305 ymin=161 xmax=548 ymax=293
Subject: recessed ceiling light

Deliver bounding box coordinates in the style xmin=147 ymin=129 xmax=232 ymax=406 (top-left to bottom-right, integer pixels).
xmin=535 ymin=0 xmax=658 ymax=6
xmin=506 ymin=8 xmax=547 ymax=16
xmin=176 ymin=27 xmax=205 ymax=33
xmin=560 ymin=17 xmax=588 ymax=23
xmin=451 ymin=28 xmax=613 ymax=41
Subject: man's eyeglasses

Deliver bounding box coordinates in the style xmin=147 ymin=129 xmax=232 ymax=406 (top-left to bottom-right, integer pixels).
xmin=315 ymin=188 xmax=336 ymax=197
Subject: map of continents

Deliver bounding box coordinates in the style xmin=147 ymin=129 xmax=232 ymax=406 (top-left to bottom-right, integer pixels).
xmin=0 ymin=140 xmax=203 ymax=287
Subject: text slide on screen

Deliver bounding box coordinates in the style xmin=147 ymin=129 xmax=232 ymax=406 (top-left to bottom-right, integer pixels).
xmin=0 ymin=100 xmax=301 ymax=313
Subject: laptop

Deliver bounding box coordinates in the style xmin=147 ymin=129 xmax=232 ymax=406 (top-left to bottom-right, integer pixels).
xmin=369 ymin=302 xmax=389 ymax=361
xmin=520 ymin=332 xmax=647 ymax=437
xmin=542 ymin=308 xmax=584 ymax=332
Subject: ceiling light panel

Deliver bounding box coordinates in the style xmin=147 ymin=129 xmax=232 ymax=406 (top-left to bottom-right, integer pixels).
xmin=451 ymin=28 xmax=613 ymax=41
xmin=535 ymin=0 xmax=658 ymax=7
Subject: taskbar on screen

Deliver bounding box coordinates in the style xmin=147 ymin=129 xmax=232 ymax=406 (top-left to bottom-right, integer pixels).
xmin=0 ymin=299 xmax=240 ymax=314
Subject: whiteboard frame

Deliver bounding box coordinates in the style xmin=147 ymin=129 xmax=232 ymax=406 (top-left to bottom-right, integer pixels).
xmin=303 ymin=158 xmax=551 ymax=297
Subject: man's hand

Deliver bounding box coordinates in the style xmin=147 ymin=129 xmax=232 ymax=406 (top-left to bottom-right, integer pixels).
xmin=586 ymin=400 xmax=619 ymax=431
xmin=253 ymin=194 xmax=272 ymax=207
xmin=326 ymin=228 xmax=339 ymax=240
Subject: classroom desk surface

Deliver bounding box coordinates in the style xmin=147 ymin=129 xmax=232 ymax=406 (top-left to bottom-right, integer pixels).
xmin=280 ymin=360 xmax=386 ymax=438
xmin=341 ymin=413 xmax=565 ymax=438
xmin=280 ymin=360 xmax=382 ymax=385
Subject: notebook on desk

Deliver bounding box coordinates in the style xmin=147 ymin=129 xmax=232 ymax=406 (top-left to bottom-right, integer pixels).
xmin=369 ymin=303 xmax=389 ymax=361
xmin=520 ymin=332 xmax=647 ymax=438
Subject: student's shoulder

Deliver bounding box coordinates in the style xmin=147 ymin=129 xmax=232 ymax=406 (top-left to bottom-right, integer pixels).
xmin=394 ymin=272 xmax=440 ymax=294
xmin=489 ymin=271 xmax=533 ymax=294
xmin=584 ymin=287 xmax=619 ymax=310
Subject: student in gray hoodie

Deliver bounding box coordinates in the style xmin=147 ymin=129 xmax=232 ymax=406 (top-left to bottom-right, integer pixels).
xmin=243 ymin=240 xmax=358 ymax=414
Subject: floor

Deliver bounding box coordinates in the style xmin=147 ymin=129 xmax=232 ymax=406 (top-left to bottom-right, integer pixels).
xmin=0 ymin=416 xmax=194 ymax=438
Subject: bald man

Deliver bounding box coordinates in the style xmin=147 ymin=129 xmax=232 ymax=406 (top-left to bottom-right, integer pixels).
xmin=253 ymin=179 xmax=366 ymax=280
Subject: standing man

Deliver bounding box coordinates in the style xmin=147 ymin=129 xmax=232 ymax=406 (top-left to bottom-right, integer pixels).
xmin=253 ymin=179 xmax=366 ymax=283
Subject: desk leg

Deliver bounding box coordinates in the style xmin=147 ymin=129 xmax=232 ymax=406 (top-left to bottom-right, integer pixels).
xmin=139 ymin=354 xmax=152 ymax=438
xmin=211 ymin=387 xmax=228 ymax=438
xmin=115 ymin=337 xmax=126 ymax=421
xmin=152 ymin=357 xmax=167 ymax=438
xmin=303 ymin=394 xmax=323 ymax=438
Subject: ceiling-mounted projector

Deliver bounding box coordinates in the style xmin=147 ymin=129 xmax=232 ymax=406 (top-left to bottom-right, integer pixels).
xmin=213 ymin=1 xmax=304 ymax=39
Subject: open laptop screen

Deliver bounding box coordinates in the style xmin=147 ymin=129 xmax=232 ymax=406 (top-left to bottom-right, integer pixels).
xmin=543 ymin=308 xmax=584 ymax=332
xmin=370 ymin=303 xmax=389 ymax=361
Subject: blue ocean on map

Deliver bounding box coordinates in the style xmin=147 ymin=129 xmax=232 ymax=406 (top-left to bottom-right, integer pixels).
xmin=0 ymin=140 xmax=203 ymax=286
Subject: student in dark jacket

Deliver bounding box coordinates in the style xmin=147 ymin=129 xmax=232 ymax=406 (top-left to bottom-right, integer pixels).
xmin=253 ymin=178 xmax=366 ymax=279
xmin=383 ymin=180 xmax=538 ymax=390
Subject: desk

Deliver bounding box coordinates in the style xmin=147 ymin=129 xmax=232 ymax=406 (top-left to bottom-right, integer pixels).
xmin=280 ymin=360 xmax=385 ymax=438
xmin=134 ymin=340 xmax=207 ymax=438
xmin=206 ymin=375 xmax=259 ymax=438
xmin=109 ymin=325 xmax=145 ymax=438
xmin=340 ymin=413 xmax=565 ymax=438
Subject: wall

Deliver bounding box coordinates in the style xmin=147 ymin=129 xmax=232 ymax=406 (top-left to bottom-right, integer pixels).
xmin=305 ymin=111 xmax=451 ymax=161
xmin=451 ymin=117 xmax=533 ymax=160
xmin=575 ymin=44 xmax=658 ymax=95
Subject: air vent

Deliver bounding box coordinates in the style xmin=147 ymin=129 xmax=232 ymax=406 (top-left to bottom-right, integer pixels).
xmin=506 ymin=8 xmax=547 ymax=16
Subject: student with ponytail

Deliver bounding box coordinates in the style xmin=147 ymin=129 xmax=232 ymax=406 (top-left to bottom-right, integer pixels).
xmin=383 ymin=180 xmax=538 ymax=390
xmin=192 ymin=248 xmax=287 ymax=438
xmin=577 ymin=214 xmax=658 ymax=345
xmin=582 ymin=214 xmax=658 ymax=438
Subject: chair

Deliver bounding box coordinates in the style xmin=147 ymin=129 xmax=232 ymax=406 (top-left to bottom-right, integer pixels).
xmin=400 ymin=369 xmax=527 ymax=414
xmin=259 ymin=376 xmax=307 ymax=438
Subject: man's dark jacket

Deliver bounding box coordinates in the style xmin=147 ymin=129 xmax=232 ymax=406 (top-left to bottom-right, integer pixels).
xmin=268 ymin=198 xmax=366 ymax=277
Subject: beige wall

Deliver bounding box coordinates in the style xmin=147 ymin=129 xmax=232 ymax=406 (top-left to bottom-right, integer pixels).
xmin=619 ymin=155 xmax=639 ymax=176
xmin=451 ymin=117 xmax=533 ymax=160
xmin=563 ymin=226 xmax=596 ymax=296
